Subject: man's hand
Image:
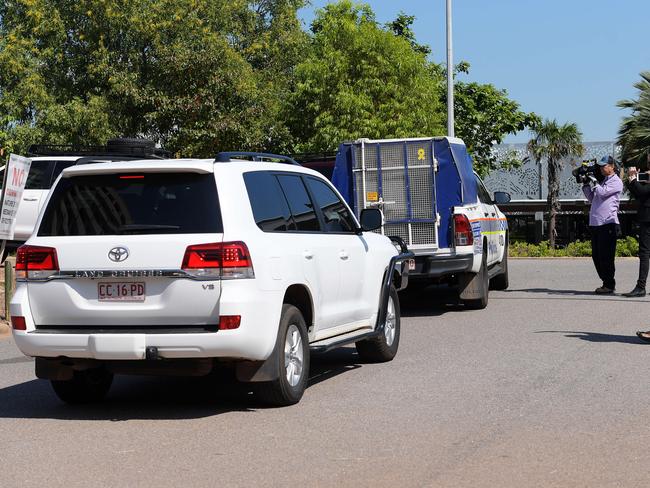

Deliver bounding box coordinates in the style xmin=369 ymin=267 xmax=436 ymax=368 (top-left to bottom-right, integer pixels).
xmin=629 ymin=166 xmax=638 ymax=181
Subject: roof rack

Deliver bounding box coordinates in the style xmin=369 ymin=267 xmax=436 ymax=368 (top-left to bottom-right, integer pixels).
xmin=27 ymin=141 xmax=171 ymax=159
xmin=214 ymin=152 xmax=300 ymax=166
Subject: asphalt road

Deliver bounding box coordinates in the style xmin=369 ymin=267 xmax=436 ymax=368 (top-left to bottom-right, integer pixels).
xmin=2 ymin=258 xmax=650 ymax=488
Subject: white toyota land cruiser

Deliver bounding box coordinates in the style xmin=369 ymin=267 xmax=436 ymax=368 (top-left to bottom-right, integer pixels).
xmin=10 ymin=152 xmax=411 ymax=406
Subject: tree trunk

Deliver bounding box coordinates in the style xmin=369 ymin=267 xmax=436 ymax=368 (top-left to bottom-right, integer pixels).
xmin=547 ymin=158 xmax=561 ymax=248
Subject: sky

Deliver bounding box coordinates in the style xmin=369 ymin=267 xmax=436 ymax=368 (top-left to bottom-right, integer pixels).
xmin=299 ymin=0 xmax=650 ymax=144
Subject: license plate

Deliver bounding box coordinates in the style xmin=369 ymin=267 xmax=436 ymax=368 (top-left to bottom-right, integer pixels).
xmin=98 ymin=282 xmax=145 ymax=302
xmin=408 ymin=259 xmax=416 ymax=271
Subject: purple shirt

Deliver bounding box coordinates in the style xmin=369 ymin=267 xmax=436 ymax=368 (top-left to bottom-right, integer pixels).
xmin=582 ymin=174 xmax=623 ymax=226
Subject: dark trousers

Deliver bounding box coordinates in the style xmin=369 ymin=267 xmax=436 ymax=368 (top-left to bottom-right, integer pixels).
xmin=590 ymin=223 xmax=617 ymax=289
xmin=636 ymin=221 xmax=650 ymax=288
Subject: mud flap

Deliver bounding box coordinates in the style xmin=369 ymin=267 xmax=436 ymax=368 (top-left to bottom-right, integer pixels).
xmin=458 ymin=272 xmax=483 ymax=300
xmin=235 ymin=356 xmax=278 ymax=383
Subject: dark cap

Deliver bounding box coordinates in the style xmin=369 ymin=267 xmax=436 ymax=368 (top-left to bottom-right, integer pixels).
xmin=598 ymin=156 xmax=616 ymax=166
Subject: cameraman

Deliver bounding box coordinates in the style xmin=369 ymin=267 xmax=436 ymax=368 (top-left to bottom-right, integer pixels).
xmin=582 ymin=156 xmax=623 ymax=294
xmin=624 ymin=165 xmax=650 ymax=298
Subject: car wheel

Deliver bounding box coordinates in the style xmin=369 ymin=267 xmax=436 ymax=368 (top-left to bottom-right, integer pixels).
xmin=356 ymin=285 xmax=400 ymax=362
xmin=490 ymin=242 xmax=509 ymax=290
xmin=51 ymin=368 xmax=113 ymax=404
xmin=463 ymin=251 xmax=489 ymax=310
xmin=256 ymin=304 xmax=310 ymax=407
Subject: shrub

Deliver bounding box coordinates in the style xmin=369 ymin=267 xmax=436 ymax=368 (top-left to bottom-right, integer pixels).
xmin=509 ymin=237 xmax=638 ymax=257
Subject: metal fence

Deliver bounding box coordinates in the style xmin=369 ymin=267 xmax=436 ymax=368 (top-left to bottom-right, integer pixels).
xmin=483 ymin=141 xmax=621 ymax=201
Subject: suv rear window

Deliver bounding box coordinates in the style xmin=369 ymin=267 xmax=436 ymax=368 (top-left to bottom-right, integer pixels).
xmin=38 ymin=173 xmax=222 ymax=236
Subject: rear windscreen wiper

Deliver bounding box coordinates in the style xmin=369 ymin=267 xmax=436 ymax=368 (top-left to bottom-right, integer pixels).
xmin=118 ymin=224 xmax=181 ymax=233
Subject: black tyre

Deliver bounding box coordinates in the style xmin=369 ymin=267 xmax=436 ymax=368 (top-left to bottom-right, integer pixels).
xmin=463 ymin=252 xmax=489 ymax=310
xmin=490 ymin=242 xmax=509 ymax=290
xmin=107 ymin=137 xmax=154 ymax=149
xmin=51 ymin=368 xmax=113 ymax=404
xmin=256 ymin=304 xmax=310 ymax=407
xmin=356 ymin=286 xmax=400 ymax=362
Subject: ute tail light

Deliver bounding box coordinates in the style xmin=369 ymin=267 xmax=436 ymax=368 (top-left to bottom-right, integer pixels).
xmin=454 ymin=215 xmax=474 ymax=247
xmin=182 ymin=241 xmax=254 ymax=279
xmin=15 ymin=245 xmax=60 ymax=281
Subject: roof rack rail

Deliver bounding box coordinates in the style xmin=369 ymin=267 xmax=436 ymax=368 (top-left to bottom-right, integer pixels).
xmin=73 ymin=156 xmax=156 ymax=165
xmin=214 ymin=152 xmax=300 ymax=166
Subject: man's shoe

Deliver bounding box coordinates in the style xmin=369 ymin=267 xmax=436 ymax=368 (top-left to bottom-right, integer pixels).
xmin=636 ymin=330 xmax=650 ymax=343
xmin=595 ymin=286 xmax=615 ymax=294
xmin=623 ymin=286 xmax=646 ymax=298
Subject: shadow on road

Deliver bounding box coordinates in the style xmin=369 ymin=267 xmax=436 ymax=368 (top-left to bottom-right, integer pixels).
xmin=0 ymin=349 xmax=362 ymax=421
xmin=500 ymin=288 xmax=649 ymax=303
xmin=399 ymin=284 xmax=465 ymax=317
xmin=534 ymin=330 xmax=645 ymax=345
xmin=508 ymin=288 xmax=604 ymax=296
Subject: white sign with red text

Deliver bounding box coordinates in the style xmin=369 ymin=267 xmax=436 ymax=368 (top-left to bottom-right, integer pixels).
xmin=0 ymin=154 xmax=32 ymax=239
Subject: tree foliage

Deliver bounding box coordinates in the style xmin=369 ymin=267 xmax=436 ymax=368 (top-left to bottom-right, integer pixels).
xmin=453 ymin=81 xmax=540 ymax=176
xmin=618 ymin=71 xmax=650 ymax=167
xmin=528 ymin=119 xmax=583 ymax=247
xmin=0 ymin=0 xmax=307 ymax=156
xmin=287 ymin=1 xmax=445 ymax=153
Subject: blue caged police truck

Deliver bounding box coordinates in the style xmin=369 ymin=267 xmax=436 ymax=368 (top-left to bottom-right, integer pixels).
xmin=332 ymin=136 xmax=511 ymax=309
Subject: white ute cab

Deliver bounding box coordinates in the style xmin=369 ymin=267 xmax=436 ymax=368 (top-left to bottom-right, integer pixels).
xmin=10 ymin=152 xmax=412 ymax=406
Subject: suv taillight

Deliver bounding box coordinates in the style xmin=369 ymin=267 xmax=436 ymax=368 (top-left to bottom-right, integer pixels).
xmin=453 ymin=215 xmax=474 ymax=247
xmin=16 ymin=245 xmax=60 ymax=281
xmin=182 ymin=242 xmax=254 ymax=279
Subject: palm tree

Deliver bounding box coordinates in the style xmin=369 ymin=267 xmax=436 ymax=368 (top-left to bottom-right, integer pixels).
xmin=618 ymin=71 xmax=650 ymax=167
xmin=528 ymin=120 xmax=583 ymax=248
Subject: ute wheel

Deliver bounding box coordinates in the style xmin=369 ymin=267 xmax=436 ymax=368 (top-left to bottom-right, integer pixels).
xmin=463 ymin=252 xmax=489 ymax=310
xmin=256 ymin=304 xmax=310 ymax=407
xmin=51 ymin=368 xmax=113 ymax=404
xmin=490 ymin=242 xmax=509 ymax=290
xmin=107 ymin=137 xmax=154 ymax=149
xmin=356 ymin=286 xmax=400 ymax=362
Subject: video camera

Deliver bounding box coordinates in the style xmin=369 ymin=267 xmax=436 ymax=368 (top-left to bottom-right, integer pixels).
xmin=572 ymin=159 xmax=604 ymax=184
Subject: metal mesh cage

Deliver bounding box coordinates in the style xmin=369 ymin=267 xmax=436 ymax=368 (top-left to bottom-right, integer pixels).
xmin=411 ymin=222 xmax=438 ymax=247
xmin=352 ymin=139 xmax=438 ymax=249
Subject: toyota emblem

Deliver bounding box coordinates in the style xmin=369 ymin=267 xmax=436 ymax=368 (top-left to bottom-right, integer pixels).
xmin=108 ymin=246 xmax=129 ymax=262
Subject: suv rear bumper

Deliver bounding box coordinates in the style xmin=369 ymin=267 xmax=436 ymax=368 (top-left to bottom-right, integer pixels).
xmin=10 ymin=283 xmax=281 ymax=362
xmin=12 ymin=329 xmax=268 ymax=360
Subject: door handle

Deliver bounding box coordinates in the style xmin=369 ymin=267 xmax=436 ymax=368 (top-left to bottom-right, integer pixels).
xmin=23 ymin=198 xmax=38 ymax=202
xmin=339 ymin=251 xmax=349 ymax=260
xmin=303 ymin=251 xmax=314 ymax=260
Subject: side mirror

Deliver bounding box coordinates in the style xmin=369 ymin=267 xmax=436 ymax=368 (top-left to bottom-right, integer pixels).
xmin=493 ymin=191 xmax=511 ymax=205
xmin=359 ymin=208 xmax=382 ymax=232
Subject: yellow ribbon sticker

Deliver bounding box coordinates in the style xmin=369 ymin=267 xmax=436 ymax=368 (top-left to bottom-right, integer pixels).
xmin=417 ymin=148 xmax=425 ymax=161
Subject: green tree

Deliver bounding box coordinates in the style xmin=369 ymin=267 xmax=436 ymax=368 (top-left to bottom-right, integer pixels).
xmin=385 ymin=12 xmax=430 ymax=56
xmin=527 ymin=120 xmax=583 ymax=248
xmin=454 ymin=81 xmax=540 ymax=176
xmin=287 ymin=1 xmax=445 ymax=152
xmin=0 ymin=0 xmax=306 ymax=156
xmin=617 ymin=71 xmax=650 ymax=167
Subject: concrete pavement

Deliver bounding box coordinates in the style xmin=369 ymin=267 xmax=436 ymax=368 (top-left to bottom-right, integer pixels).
xmin=1 ymin=258 xmax=650 ymax=487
